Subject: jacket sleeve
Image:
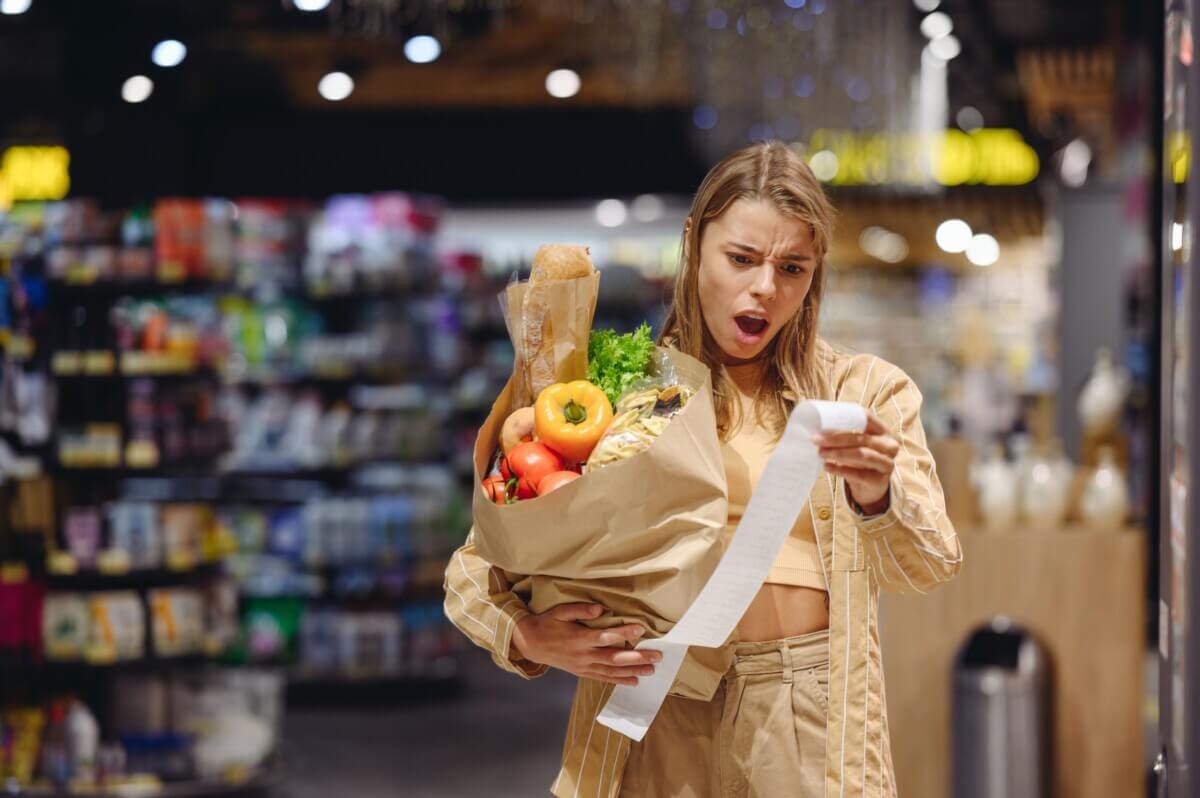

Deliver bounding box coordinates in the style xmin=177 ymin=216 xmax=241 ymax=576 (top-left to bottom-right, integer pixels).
xmin=443 ymin=527 xmax=549 ymax=679
xmin=851 ymin=368 xmax=963 ymax=594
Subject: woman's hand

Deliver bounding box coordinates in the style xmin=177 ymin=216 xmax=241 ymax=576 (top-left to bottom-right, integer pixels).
xmin=812 ymin=412 xmax=900 ymax=515
xmin=511 ymin=603 xmax=661 ymax=686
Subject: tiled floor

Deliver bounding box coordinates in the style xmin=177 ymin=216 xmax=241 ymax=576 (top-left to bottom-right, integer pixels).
xmin=280 ymin=650 xmax=575 ymax=797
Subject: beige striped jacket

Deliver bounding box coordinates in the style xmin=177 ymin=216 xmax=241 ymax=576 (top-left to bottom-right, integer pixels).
xmin=444 ymin=339 xmax=962 ymax=797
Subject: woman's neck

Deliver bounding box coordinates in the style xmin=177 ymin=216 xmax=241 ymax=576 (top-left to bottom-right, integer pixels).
xmin=726 ymin=359 xmax=768 ymax=394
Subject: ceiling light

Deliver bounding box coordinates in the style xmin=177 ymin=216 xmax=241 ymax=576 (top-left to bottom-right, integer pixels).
xmin=859 ymin=226 xmax=909 ymax=263
xmin=596 ymin=199 xmax=627 ymax=228
xmin=809 ymin=150 xmax=839 ymax=182
xmin=545 ymin=68 xmax=581 ymax=99
xmin=404 ymin=35 xmax=441 ymax=64
xmin=913 ymin=0 xmax=940 ymax=10
xmin=928 ymin=34 xmax=961 ymax=60
xmin=0 ymin=0 xmax=32 ymax=14
xmin=632 ymin=194 xmax=664 ymax=223
xmin=956 ymin=106 xmax=984 ymax=131
xmin=151 ymin=39 xmax=187 ymax=68
xmin=920 ymin=11 xmax=952 ymax=39
xmin=692 ymin=104 xmax=718 ymax=130
xmin=318 ymin=71 xmax=354 ymax=102
xmin=121 ymin=75 xmax=154 ymax=104
xmin=966 ymin=233 xmax=999 ymax=266
xmin=935 ymin=219 xmax=972 ymax=253
xmin=1060 ymin=138 xmax=1092 ymax=187
xmin=293 ymin=0 xmax=332 ymax=11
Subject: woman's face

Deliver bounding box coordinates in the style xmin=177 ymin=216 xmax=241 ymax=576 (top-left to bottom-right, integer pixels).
xmin=696 ymin=198 xmax=817 ymax=364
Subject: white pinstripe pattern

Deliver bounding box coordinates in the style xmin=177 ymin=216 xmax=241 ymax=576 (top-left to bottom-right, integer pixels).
xmin=839 ymin=569 xmax=852 ymax=798
xmin=862 ymin=571 xmax=872 ymax=794
xmin=596 ymin=728 xmax=612 ymax=798
xmin=573 ymin=683 xmax=599 ymax=798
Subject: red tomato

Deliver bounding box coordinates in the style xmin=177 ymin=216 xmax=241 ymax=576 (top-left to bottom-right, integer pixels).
xmin=537 ymin=470 xmax=581 ymax=496
xmin=481 ymin=475 xmax=509 ymax=505
xmin=503 ymin=442 xmax=565 ymax=490
xmin=513 ymin=476 xmax=538 ymax=500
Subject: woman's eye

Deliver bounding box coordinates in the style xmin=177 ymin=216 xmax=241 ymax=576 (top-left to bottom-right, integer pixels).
xmin=728 ymin=253 xmax=753 ymax=265
xmin=782 ymin=263 xmax=805 ymax=275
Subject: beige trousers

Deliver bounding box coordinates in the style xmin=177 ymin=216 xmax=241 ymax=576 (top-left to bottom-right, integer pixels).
xmin=620 ymin=629 xmax=830 ymax=797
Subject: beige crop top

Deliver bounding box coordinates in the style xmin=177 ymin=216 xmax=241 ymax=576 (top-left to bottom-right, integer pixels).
xmin=721 ymin=363 xmax=827 ymax=591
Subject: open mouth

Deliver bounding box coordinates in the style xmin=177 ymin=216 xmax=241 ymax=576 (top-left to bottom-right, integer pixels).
xmin=734 ymin=315 xmax=769 ymax=336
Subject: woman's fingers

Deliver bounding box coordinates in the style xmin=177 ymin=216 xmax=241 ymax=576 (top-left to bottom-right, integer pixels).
xmin=813 ymin=432 xmax=899 ymax=457
xmin=582 ymin=663 xmax=653 ymax=680
xmin=824 ymin=463 xmax=884 ymax=483
xmin=605 ymin=648 xmax=662 ymax=667
xmin=588 ymin=625 xmax=646 ymax=648
xmin=820 ymin=445 xmax=893 ymax=473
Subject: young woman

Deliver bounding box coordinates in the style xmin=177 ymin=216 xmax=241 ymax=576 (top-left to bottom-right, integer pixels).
xmin=444 ymin=141 xmax=962 ymax=797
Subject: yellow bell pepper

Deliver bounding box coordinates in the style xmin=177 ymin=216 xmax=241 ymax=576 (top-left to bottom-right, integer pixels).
xmin=534 ymin=380 xmax=614 ymax=463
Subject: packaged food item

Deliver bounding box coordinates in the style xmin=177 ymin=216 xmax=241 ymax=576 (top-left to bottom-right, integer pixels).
xmin=204 ymin=578 xmax=240 ymax=655
xmin=2 ymin=707 xmax=47 ymax=784
xmin=299 ymin=608 xmax=339 ymax=675
xmin=242 ymin=597 xmax=302 ymax=664
xmin=337 ymin=612 xmax=402 ymax=677
xmin=63 ymin=507 xmax=102 ymax=569
xmin=43 ymin=593 xmax=89 ymax=660
xmin=160 ymin=504 xmax=210 ymax=570
xmin=108 ymin=502 xmax=161 ymax=569
xmin=87 ymin=591 xmax=145 ymax=662
xmin=587 ymin=382 xmax=693 ymax=468
xmin=148 ymin=588 xmax=205 ymax=657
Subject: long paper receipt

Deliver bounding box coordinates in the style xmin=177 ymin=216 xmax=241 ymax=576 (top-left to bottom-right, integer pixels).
xmin=597 ymin=399 xmax=866 ymax=741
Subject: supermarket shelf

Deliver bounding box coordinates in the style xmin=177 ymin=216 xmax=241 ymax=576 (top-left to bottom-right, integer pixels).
xmin=43 ymin=561 xmax=224 ymax=590
xmin=285 ymin=669 xmax=463 ymax=707
xmin=220 ymin=367 xmax=448 ymax=387
xmin=9 ymin=766 xmax=278 ymax=798
xmin=48 ymin=278 xmax=235 ymax=297
xmin=0 ymin=652 xmax=224 ymax=675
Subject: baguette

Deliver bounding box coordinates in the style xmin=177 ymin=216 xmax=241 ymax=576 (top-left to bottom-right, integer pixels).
xmin=522 ymin=245 xmax=596 ymax=400
xmin=530 ymin=244 xmax=595 ymax=282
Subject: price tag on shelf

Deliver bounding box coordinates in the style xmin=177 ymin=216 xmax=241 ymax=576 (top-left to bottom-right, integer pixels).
xmin=65 ymin=264 xmax=98 ymax=285
xmin=84 ymin=645 xmax=118 ymax=665
xmin=166 ymin=550 xmax=196 ymax=572
xmin=7 ymin=334 xmax=34 ymax=360
xmin=48 ymin=551 xmax=78 ymax=575
xmin=51 ymin=351 xmax=82 ymax=375
xmin=83 ymin=350 xmax=116 ymax=375
xmin=157 ymin=261 xmax=186 ymax=283
xmin=97 ymin=549 xmax=132 ymax=575
xmin=1 ymin=562 xmax=29 ymax=584
xmin=124 ymin=440 xmax=160 ymax=469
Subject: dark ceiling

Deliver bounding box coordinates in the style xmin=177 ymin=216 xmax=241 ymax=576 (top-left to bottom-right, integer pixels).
xmin=0 ymin=0 xmax=1156 ymax=204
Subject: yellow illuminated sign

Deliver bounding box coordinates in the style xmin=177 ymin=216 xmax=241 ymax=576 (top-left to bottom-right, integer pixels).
xmin=803 ymin=128 xmax=1040 ymax=187
xmin=1168 ymin=130 xmax=1190 ymax=184
xmin=0 ymin=146 xmax=71 ymax=211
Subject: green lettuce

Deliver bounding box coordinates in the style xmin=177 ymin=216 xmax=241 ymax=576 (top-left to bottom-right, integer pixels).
xmin=587 ymin=323 xmax=655 ymax=407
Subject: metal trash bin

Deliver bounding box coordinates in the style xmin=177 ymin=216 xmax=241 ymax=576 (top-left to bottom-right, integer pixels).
xmin=951 ymin=617 xmax=1051 ymax=798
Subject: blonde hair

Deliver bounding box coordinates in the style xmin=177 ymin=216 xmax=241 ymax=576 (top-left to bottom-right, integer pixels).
xmin=660 ymin=141 xmax=836 ymax=439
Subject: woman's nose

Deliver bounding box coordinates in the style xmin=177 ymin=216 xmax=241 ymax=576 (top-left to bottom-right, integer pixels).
xmin=749 ymin=264 xmax=776 ymax=301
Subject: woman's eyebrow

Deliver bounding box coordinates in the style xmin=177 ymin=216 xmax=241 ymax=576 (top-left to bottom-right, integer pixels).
xmin=728 ymin=241 xmax=813 ymax=262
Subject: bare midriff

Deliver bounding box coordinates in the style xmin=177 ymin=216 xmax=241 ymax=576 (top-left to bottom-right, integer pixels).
xmin=737 ymin=583 xmax=829 ymax=642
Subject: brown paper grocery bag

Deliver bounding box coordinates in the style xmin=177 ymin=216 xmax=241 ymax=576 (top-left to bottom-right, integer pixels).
xmin=470 ymin=348 xmax=734 ymax=699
